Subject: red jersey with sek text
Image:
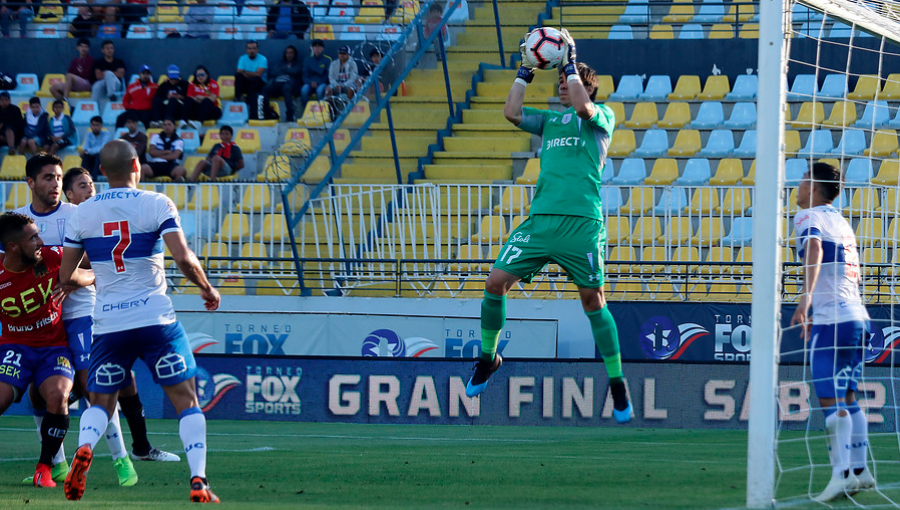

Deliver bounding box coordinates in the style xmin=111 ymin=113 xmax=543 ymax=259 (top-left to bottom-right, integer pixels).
xmin=0 ymin=246 xmax=66 ymax=348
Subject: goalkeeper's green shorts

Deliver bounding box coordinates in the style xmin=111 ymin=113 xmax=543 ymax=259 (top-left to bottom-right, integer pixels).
xmin=491 ymin=214 xmax=606 ymax=288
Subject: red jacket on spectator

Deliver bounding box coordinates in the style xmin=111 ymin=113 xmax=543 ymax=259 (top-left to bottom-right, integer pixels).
xmin=187 ymin=79 xmax=220 ymax=108
xmin=123 ymin=80 xmax=158 ymax=111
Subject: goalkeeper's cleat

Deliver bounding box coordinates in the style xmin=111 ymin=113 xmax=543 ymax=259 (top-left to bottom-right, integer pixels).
xmin=131 ymin=447 xmax=181 ymax=462
xmin=610 ymin=380 xmax=632 ymax=424
xmin=189 ymin=476 xmax=220 ymax=503
xmin=33 ymin=463 xmax=56 ymax=488
xmin=814 ymin=473 xmax=858 ymax=503
xmin=113 ymin=456 xmax=138 ymax=486
xmin=613 ymin=402 xmax=633 ymax=424
xmin=854 ymin=468 xmax=876 ymax=491
xmin=51 ymin=459 xmax=69 ymax=482
xmin=64 ymin=445 xmax=93 ymax=501
xmin=465 ymin=354 xmax=502 ymax=397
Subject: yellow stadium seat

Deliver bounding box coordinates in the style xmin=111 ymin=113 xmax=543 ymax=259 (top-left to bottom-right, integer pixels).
xmin=256 ymin=278 xmax=301 ymax=296
xmin=0 ymin=155 xmax=26 ymax=180
xmin=36 ymin=0 xmax=64 ymax=22
xmin=738 ymin=22 xmax=759 ymax=38
xmin=790 ymin=102 xmax=825 ymax=129
xmin=872 ymin=160 xmax=900 ymax=186
xmin=880 ymin=73 xmax=900 ymax=100
xmin=608 ymin=130 xmax=636 ymax=157
xmin=216 ymin=76 xmax=235 ymax=101
xmin=235 ymin=129 xmax=261 ymax=154
xmin=281 ymin=128 xmax=312 ymax=155
xmin=153 ymin=0 xmax=183 ymax=22
xmin=848 ymin=75 xmax=880 ymax=101
xmin=37 ymin=74 xmax=65 ymax=98
xmin=516 ymin=158 xmax=540 ymax=184
xmin=4 ymin=182 xmax=29 ymax=209
xmin=620 ymin=187 xmax=655 ymax=214
xmin=688 ymin=187 xmax=720 ymax=214
xmin=311 ymin=23 xmax=335 ymax=40
xmin=887 ymin=218 xmax=900 ymax=245
xmin=606 ymin=217 xmax=631 ymax=244
xmin=691 ymin=218 xmax=725 ymax=246
xmin=671 ymin=246 xmax=701 ymax=274
xmin=717 ymin=188 xmax=751 ymax=215
xmin=235 ymin=243 xmax=269 ymax=270
xmin=861 ymin=247 xmax=886 ymax=275
xmin=736 ymin=246 xmax=753 ymax=274
xmin=785 ymin=130 xmax=801 ymax=155
xmin=638 ymin=246 xmax=667 ymax=273
xmin=658 ymin=217 xmax=693 ymax=245
xmin=258 ymin=155 xmax=292 ymax=182
xmin=625 ymin=103 xmax=658 ymax=129
xmin=494 ymin=187 xmax=529 ymax=214
xmin=658 ymin=102 xmax=691 ymax=128
xmin=609 ymin=279 xmax=648 ymax=301
xmin=299 ymin=156 xmax=331 ymax=184
xmin=630 ymin=218 xmax=662 ymax=245
xmin=197 ymin=130 xmax=221 ymax=154
xmin=298 ymin=101 xmax=331 ymax=127
xmin=200 ymin=241 xmax=230 ymax=269
xmin=644 ymin=158 xmax=678 ymax=185
xmin=709 ymin=24 xmax=734 ymax=39
xmin=822 ymin=101 xmax=857 ymax=127
xmin=702 ymin=246 xmax=734 ymax=274
xmin=698 ymin=75 xmax=730 ymax=100
xmin=786 ymin=188 xmax=800 ymax=215
xmin=606 ymin=102 xmax=626 ymax=127
xmin=218 ymin=275 xmax=247 ymax=296
xmin=879 ymin=188 xmax=900 ymax=214
xmin=392 ymin=0 xmax=419 ymax=22
xmin=668 ymin=129 xmax=701 ymax=156
xmin=710 ymin=159 xmax=744 ymax=185
xmin=648 ymin=280 xmax=682 ymax=301
xmin=856 ymin=217 xmax=884 ymax=247
xmin=187 ymin=185 xmax=221 ymax=210
xmin=343 ymin=102 xmax=370 ymax=128
xmin=607 ymin=246 xmax=636 ymax=273
xmin=355 ymin=0 xmax=385 ymax=23
xmin=663 ymin=0 xmax=694 ymax=22
xmin=668 ymin=76 xmax=700 ymax=101
xmin=255 ymin=214 xmax=287 ymax=242
xmin=865 ymin=130 xmax=899 ymax=157
xmin=239 ymin=185 xmax=280 ymax=212
xmin=160 ymin=183 xmax=189 ymax=209
xmin=649 ymin=25 xmax=675 ymax=39
xmin=845 ymin=188 xmax=880 ymax=217
xmin=724 ymin=0 xmax=755 ymax=21
xmin=61 ymin=154 xmax=81 ymax=171
xmin=216 ymin=213 xmax=250 ymax=242
xmin=470 ymin=216 xmax=505 ymax=244
xmin=596 ymin=75 xmax=615 ymax=101
xmin=743 ymin=160 xmax=756 ymax=185
xmin=332 ymin=129 xmax=352 ymax=154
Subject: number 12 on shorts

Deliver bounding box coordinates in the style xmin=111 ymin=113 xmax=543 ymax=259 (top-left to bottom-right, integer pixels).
xmin=103 ymin=220 xmax=132 ymax=273
xmin=499 ymin=245 xmax=522 ymax=264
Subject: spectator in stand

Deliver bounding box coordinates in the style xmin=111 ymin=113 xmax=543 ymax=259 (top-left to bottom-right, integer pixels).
xmin=184 ymin=0 xmax=213 ymax=38
xmin=91 ymin=40 xmax=127 ymax=108
xmin=79 ymin=115 xmax=110 ymax=177
xmin=325 ymin=45 xmax=359 ymax=101
xmin=68 ymin=5 xmax=98 ymax=38
xmin=188 ymin=125 xmax=243 ymax=182
xmin=19 ymin=97 xmax=49 ymax=156
xmin=51 ymin=38 xmax=96 ymax=103
xmin=45 ymin=99 xmax=77 ymax=155
xmin=423 ymin=2 xmax=448 ymax=60
xmin=118 ymin=0 xmax=148 ymax=35
xmin=142 ymin=118 xmax=186 ymax=181
xmin=152 ymin=65 xmax=188 ymax=126
xmin=118 ymin=64 xmax=157 ymax=128
xmin=0 ymin=92 xmax=23 ymax=154
xmin=265 ymin=0 xmax=311 ymax=39
xmin=357 ymin=48 xmax=385 ymax=99
xmin=96 ymin=8 xmax=122 ymax=38
xmin=119 ymin=114 xmax=147 ymax=163
xmin=236 ymin=40 xmax=268 ymax=120
xmin=0 ymin=0 xmax=33 ymax=38
xmin=300 ymin=39 xmax=330 ymax=110
xmin=186 ymin=65 xmax=221 ymax=124
xmin=263 ymin=45 xmax=303 ymax=122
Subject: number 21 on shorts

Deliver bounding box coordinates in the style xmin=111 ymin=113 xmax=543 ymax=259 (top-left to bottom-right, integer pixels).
xmin=103 ymin=220 xmax=132 ymax=273
xmin=499 ymin=245 xmax=523 ymax=264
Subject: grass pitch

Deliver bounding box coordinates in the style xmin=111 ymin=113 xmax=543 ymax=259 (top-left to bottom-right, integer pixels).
xmin=1 ymin=416 xmax=899 ymax=509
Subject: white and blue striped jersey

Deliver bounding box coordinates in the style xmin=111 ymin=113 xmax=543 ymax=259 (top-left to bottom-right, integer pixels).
xmin=794 ymin=204 xmax=869 ymax=325
xmin=63 ymin=188 xmax=181 ymax=335
xmin=13 ymin=202 xmax=96 ymax=321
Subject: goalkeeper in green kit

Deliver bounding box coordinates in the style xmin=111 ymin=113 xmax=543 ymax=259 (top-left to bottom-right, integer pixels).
xmin=465 ymin=29 xmax=632 ymax=424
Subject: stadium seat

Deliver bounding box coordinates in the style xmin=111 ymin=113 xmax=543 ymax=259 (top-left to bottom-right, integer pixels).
xmin=299 ymin=156 xmax=331 ymax=184
xmin=239 ymin=186 xmax=279 ymax=212
xmin=517 ymin=158 xmax=540 ymax=185
xmin=843 ymin=158 xmax=874 ymax=184
xmin=848 ymin=75 xmax=880 ymax=101
xmin=652 ymin=187 xmax=689 ymax=215
xmin=663 ymin=0 xmax=694 ymax=22
xmin=792 ymin=3 xmax=823 ymax=22
xmin=343 ymin=102 xmax=370 ymax=128
xmin=234 ymin=244 xmax=269 ymax=271
xmin=674 ymin=158 xmax=711 ymax=185
xmin=611 ymin=158 xmax=646 ymax=185
xmin=215 ymin=213 xmax=250 ymax=242
xmin=718 ymin=188 xmax=751 ymax=215
xmin=605 ymin=102 xmax=626 ymax=127
xmin=157 ymin=23 xmax=187 ymax=38
xmin=220 ymin=101 xmax=249 ymax=126
xmin=819 ymin=74 xmax=849 ymax=98
xmin=197 ymin=130 xmax=222 ymax=154
xmin=187 ymin=185 xmax=220 ymax=210
xmin=606 ymin=217 xmax=631 ymax=245
xmin=620 ymin=1 xmax=651 ymax=23
xmin=596 ymin=75 xmax=615 ymax=101
xmin=100 ymin=102 xmax=125 ymax=126
xmin=620 ymin=187 xmax=655 ymax=214
xmin=249 ymin=102 xmax=280 ymax=127
xmin=743 ymin=160 xmax=756 ymax=184
xmin=609 ymin=75 xmax=643 ymax=101
xmin=658 ymin=102 xmax=691 ymax=128
xmin=845 ymin=188 xmax=880 ymax=218
xmin=607 ymin=25 xmax=634 ymax=40
xmin=649 ymin=24 xmax=675 ymax=40
xmin=668 ymin=129 xmax=702 ymax=156
xmin=607 ymin=246 xmax=636 ymax=274
xmin=855 ymin=217 xmax=884 ymax=247
xmin=688 ymin=187 xmax=720 ymax=214
xmin=669 ymin=246 xmax=700 ymax=273
xmin=822 ymin=101 xmax=856 ymax=127
xmin=865 ymin=130 xmax=898 ymax=157
xmin=281 ymin=128 xmax=312 ymax=155
xmin=470 ymin=216 xmax=505 ymax=244
xmin=668 ymin=76 xmax=700 ymax=100
xmin=790 ymin=102 xmax=824 ymax=129
xmin=709 ymin=159 xmax=744 ymax=185
xmin=37 ymin=74 xmax=65 ymax=98
xmin=127 ymin=24 xmax=152 ymax=38
xmin=13 ymin=73 xmax=39 ymax=96
xmin=35 ymin=26 xmax=63 ymax=38
xmin=634 ymin=129 xmax=669 ymax=157
xmin=608 ymin=279 xmax=648 ymax=300
xmin=787 ymin=74 xmax=817 ymax=101
xmin=784 ymin=130 xmax=802 ymax=155
xmin=726 ymin=74 xmax=758 ymax=101
xmin=494 ymin=187 xmax=530 ymax=214
xmin=235 ymin=129 xmax=261 ymax=153
xmin=872 ymin=160 xmax=900 ymax=185
xmin=784 ymin=158 xmax=807 ymax=184
xmin=639 ymin=75 xmax=673 ymax=101
xmin=200 ymin=242 xmax=231 ymax=269
xmin=179 ymin=129 xmax=200 ymax=152
xmin=71 ymin=101 xmax=99 ymax=126
xmin=644 ymin=158 xmax=678 ymax=185
xmin=255 ymin=214 xmax=287 ymax=242
xmin=699 ymin=129 xmax=735 ymax=157
xmin=647 ymin=280 xmax=681 ymax=301
xmin=608 ymin=130 xmax=636 ymax=157
xmin=630 ymin=218 xmax=662 ymax=245
xmin=702 ymin=246 xmax=734 ymax=274
xmin=298 ymin=101 xmax=331 ymax=127
xmin=796 ymin=130 xmax=835 ymax=156
xmin=693 ymin=0 xmax=725 ymax=22
xmin=0 ymin=155 xmax=26 ymax=180
xmin=658 ymin=217 xmax=693 ymax=245
xmin=724 ymin=0 xmax=755 ymax=22
xmin=4 ymin=182 xmax=29 ymax=209
xmin=708 ymin=23 xmax=734 ymax=39
xmin=215 ymin=76 xmax=235 ymax=101
xmin=723 ymin=102 xmax=756 ymax=129
xmin=624 ymin=103 xmax=658 ymax=129
xmin=678 ymin=24 xmax=704 ymax=39
xmin=831 ymin=130 xmax=866 ymax=155
xmin=690 ymin=218 xmax=725 ymax=246
xmin=698 ymin=76 xmax=730 ymax=100
xmin=690 ymin=101 xmax=725 ymax=129
xmin=600 ymin=163 xmax=614 ymax=184
xmin=257 ymin=155 xmax=292 ymax=182
xmin=601 ymin=187 xmax=623 ymax=215
xmin=735 ymin=247 xmax=753 ymax=274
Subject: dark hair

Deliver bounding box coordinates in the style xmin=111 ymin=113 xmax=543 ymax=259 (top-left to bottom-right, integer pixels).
xmin=25 ymin=153 xmax=62 ymax=181
xmin=559 ymin=62 xmax=599 ymax=102
xmin=811 ymin=162 xmax=842 ymax=202
xmin=0 ymin=213 xmax=34 ymax=252
xmin=101 ymin=39 xmax=114 ymax=48
xmin=52 ymin=99 xmax=65 ymax=108
xmin=428 ymin=2 xmax=442 ymax=13
xmin=29 ymin=97 xmax=41 ymax=105
xmin=63 ymin=167 xmax=91 ymax=193
xmin=76 ymin=37 xmax=90 ymax=47
xmin=90 ymin=115 xmax=103 ymax=124
xmin=192 ymin=65 xmax=211 ymax=85
xmin=369 ymin=48 xmax=382 ymax=58
xmin=283 ymin=45 xmax=298 ymax=62
xmin=163 ymin=117 xmax=176 ymax=125
xmin=246 ymin=40 xmax=258 ymax=48
xmin=311 ymin=39 xmax=325 ymax=47
xmin=219 ymin=125 xmax=233 ymax=135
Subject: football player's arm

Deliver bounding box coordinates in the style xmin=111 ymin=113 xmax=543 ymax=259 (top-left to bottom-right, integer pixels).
xmin=558 ymin=29 xmax=595 ymax=121
xmin=789 ymin=237 xmax=823 ymax=339
xmin=503 ymin=79 xmax=526 ymax=126
xmin=163 ymin=230 xmax=220 ymax=311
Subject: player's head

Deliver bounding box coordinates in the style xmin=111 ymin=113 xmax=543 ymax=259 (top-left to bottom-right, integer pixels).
xmin=558 ymin=62 xmax=598 ymax=106
xmin=25 ymin=153 xmax=63 ymax=209
xmin=63 ymin=167 xmax=95 ymax=205
xmin=798 ymin=162 xmax=842 ymax=209
xmin=99 ymin=139 xmax=141 ymax=184
xmin=0 ymin=212 xmax=42 ymax=265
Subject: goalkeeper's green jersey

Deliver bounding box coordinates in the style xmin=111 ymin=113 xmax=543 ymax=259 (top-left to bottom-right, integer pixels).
xmin=517 ymin=103 xmax=616 ymax=220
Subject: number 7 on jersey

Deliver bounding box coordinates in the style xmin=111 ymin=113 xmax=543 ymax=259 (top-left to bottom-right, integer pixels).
xmin=103 ymin=220 xmax=131 ymax=273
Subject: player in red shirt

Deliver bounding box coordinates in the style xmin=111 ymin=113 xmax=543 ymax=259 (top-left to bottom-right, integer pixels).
xmin=0 ymin=213 xmax=94 ymax=488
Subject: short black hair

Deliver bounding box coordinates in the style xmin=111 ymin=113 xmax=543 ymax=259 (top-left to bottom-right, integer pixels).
xmin=312 ymin=39 xmax=325 ymax=47
xmin=25 ymin=153 xmax=62 ymax=181
xmin=0 ymin=213 xmax=34 ymax=252
xmin=63 ymin=167 xmax=91 ymax=193
xmin=76 ymin=37 xmax=90 ymax=47
xmin=219 ymin=125 xmax=233 ymax=135
xmin=90 ymin=115 xmax=103 ymax=124
xmin=29 ymin=97 xmax=41 ymax=105
xmin=101 ymin=39 xmax=114 ymax=48
xmin=369 ymin=48 xmax=382 ymax=58
xmin=811 ymin=162 xmax=842 ymax=202
xmin=52 ymin=99 xmax=65 ymax=108
xmin=246 ymin=40 xmax=258 ymax=47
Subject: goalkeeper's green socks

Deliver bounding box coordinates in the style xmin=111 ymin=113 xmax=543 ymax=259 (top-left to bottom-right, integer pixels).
xmin=586 ymin=306 xmax=623 ymax=384
xmin=480 ymin=290 xmax=506 ymax=363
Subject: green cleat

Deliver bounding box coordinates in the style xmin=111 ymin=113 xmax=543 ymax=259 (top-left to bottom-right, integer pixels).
xmin=113 ymin=456 xmax=138 ymax=487
xmin=22 ymin=460 xmax=69 ymax=485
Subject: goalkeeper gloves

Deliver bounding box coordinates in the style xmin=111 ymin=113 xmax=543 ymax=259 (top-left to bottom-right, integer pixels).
xmin=559 ymin=28 xmax=578 ymax=78
xmin=515 ymin=65 xmax=534 ymax=85
xmin=518 ymin=30 xmax=537 ymax=70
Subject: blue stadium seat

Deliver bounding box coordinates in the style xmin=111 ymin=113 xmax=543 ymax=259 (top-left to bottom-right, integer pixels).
xmin=692 ymin=0 xmax=725 ymax=23
xmin=633 ymin=129 xmax=669 ymax=157
xmin=619 ymin=0 xmax=650 ymax=23
xmin=607 ymin=25 xmax=634 ymax=40
xmin=732 ymin=129 xmax=756 ymax=157
xmin=609 ymin=75 xmax=643 ymax=100
xmin=792 ymin=3 xmax=823 ymax=22
xmin=819 ymin=74 xmax=848 ymax=99
xmin=720 ymin=217 xmax=753 ymax=246
xmin=611 ymin=158 xmax=647 ymax=185
xmin=14 ymin=73 xmax=39 ymax=96
xmin=601 ymin=163 xmax=615 ymax=184
xmin=220 ymin=101 xmax=249 ymax=126
xmin=179 ymin=128 xmax=201 ymax=152
xmin=674 ymin=158 xmax=711 ymax=185
xmin=723 ymin=102 xmax=756 ymax=129
xmin=725 ymin=74 xmax=758 ymax=100
xmin=101 ymin=102 xmax=125 ymax=126
xmin=796 ymin=129 xmax=834 ymax=156
xmin=72 ymin=101 xmax=99 ymax=126
xmin=698 ymin=129 xmax=735 ymax=157
xmin=830 ymin=130 xmax=866 ymax=155
xmin=639 ymin=75 xmax=672 ymax=101
xmin=844 ymin=158 xmax=873 ymax=184
xmin=787 ymin=74 xmax=817 ymax=101
xmin=888 ymin=108 xmax=900 ymax=129
xmin=679 ymin=24 xmax=704 ymax=39
xmin=601 ymin=187 xmax=623 ymax=215
xmin=855 ymin=100 xmax=890 ymax=128
xmin=690 ymin=101 xmax=725 ymax=129
xmin=831 ymin=189 xmax=849 ymax=210
xmin=784 ymin=158 xmax=807 ymax=184
xmin=797 ymin=22 xmax=825 ymax=38
xmin=652 ymin=187 xmax=689 ymax=214
xmin=829 ymin=22 xmax=854 ymax=38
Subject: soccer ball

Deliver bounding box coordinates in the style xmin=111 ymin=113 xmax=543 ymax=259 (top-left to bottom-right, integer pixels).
xmin=522 ymin=28 xmax=566 ymax=70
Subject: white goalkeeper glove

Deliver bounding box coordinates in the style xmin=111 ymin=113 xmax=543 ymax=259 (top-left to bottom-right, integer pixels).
xmin=518 ymin=29 xmax=538 ymax=69
xmin=559 ymin=28 xmax=578 ymax=77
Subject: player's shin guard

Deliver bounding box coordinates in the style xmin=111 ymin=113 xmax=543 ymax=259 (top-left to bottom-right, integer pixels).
xmin=824 ymin=405 xmax=852 ymax=477
xmin=178 ymin=407 xmax=207 ymax=479
xmin=78 ymin=406 xmax=110 ymax=449
xmin=586 ymin=306 xmax=623 ymax=382
xmin=480 ymin=291 xmax=506 ymax=363
xmin=848 ymin=402 xmax=869 ymax=472
xmin=39 ymin=413 xmax=69 ymax=466
xmin=104 ymin=409 xmax=127 ymax=460
xmin=119 ymin=393 xmax=152 ymax=456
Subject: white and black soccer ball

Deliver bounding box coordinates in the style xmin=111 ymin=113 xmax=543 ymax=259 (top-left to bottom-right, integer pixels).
xmin=522 ymin=27 xmax=566 ymax=70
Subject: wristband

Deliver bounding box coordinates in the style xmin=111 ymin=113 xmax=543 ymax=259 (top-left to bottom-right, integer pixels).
xmin=514 ymin=78 xmax=529 ymax=87
xmin=516 ymin=66 xmax=534 ymax=84
xmin=566 ymin=73 xmax=582 ymax=84
xmin=562 ymin=62 xmax=578 ymax=78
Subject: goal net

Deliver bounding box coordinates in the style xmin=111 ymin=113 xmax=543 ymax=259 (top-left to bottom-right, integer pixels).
xmin=750 ymin=0 xmax=900 ymax=506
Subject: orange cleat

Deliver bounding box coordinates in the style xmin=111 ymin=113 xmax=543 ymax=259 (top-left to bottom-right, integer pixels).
xmin=33 ymin=463 xmax=56 ymax=488
xmin=189 ymin=476 xmax=220 ymax=503
xmin=64 ymin=445 xmax=93 ymax=501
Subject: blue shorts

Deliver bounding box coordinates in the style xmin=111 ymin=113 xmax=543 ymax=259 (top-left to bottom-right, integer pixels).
xmin=0 ymin=344 xmax=75 ymax=402
xmin=65 ymin=316 xmax=94 ymax=371
xmin=87 ymin=322 xmax=197 ymax=394
xmin=810 ymin=320 xmax=866 ymax=400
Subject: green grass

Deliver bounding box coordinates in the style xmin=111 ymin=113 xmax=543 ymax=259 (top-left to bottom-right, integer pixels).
xmin=1 ymin=416 xmax=899 ymax=509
